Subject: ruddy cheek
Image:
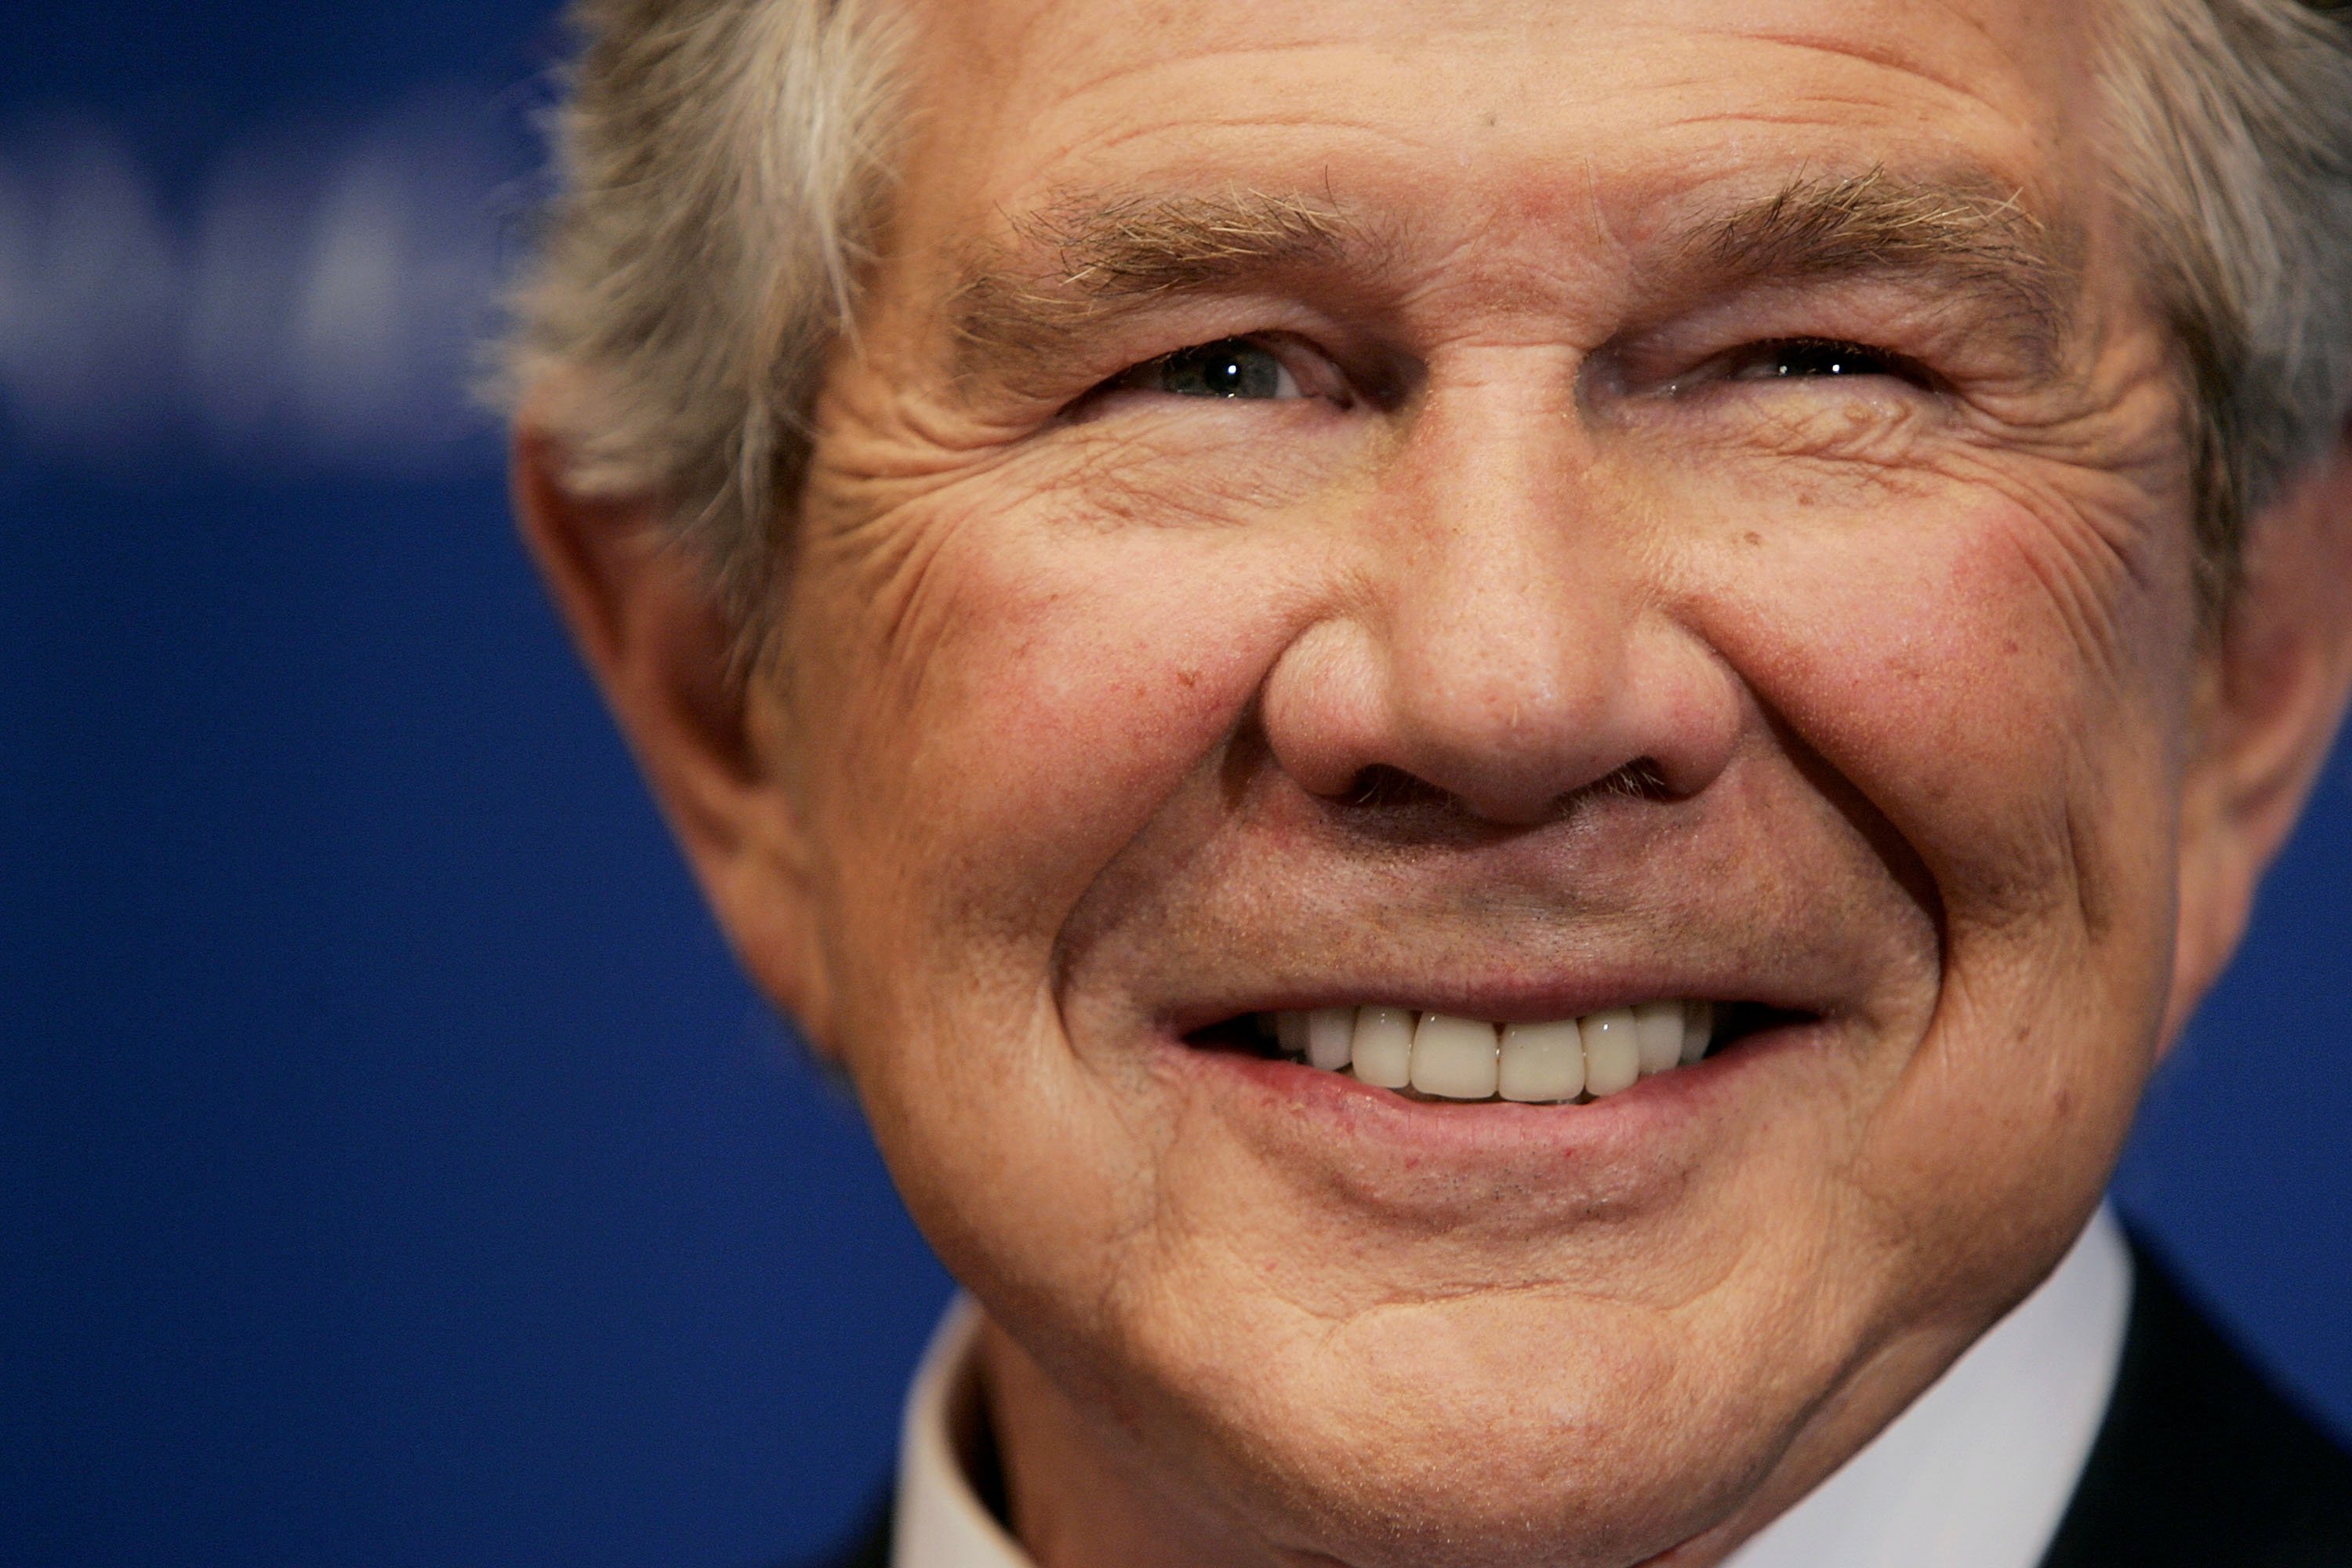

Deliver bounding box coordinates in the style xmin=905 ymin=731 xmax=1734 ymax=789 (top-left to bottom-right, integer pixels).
xmin=1711 ymin=495 xmax=2089 ymax=868
xmin=878 ymin=521 xmax=1288 ymax=917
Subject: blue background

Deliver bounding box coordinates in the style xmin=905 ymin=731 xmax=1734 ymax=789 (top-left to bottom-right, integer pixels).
xmin=2 ymin=6 xmax=2345 ymax=1566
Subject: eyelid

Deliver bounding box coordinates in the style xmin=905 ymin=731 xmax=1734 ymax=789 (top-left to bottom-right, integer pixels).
xmin=1672 ymin=337 xmax=1945 ymax=397
xmin=1116 ymin=339 xmax=1297 ymax=398
xmin=1076 ymin=332 xmax=1355 ymax=415
xmin=1598 ymin=267 xmax=2035 ymax=399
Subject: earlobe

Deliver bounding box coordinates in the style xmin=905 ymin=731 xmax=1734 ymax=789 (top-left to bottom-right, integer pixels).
xmin=2168 ymin=435 xmax=2352 ymax=1046
xmin=510 ymin=422 xmax=835 ymax=1043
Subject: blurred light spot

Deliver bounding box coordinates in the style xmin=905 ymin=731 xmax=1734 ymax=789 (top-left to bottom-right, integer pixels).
xmin=0 ymin=90 xmax=521 ymax=474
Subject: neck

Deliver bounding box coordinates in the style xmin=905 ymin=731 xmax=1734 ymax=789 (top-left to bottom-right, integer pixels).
xmin=975 ymin=1315 xmax=1311 ymax=1568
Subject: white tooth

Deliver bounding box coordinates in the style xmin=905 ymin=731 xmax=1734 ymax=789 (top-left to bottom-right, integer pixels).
xmin=1681 ymin=999 xmax=1715 ymax=1065
xmin=1635 ymin=1000 xmax=1684 ymax=1076
xmin=1581 ymin=1007 xmax=1641 ymax=1097
xmin=1307 ymin=1007 xmax=1356 ymax=1072
xmin=1410 ymin=1013 xmax=1500 ymax=1099
xmin=1498 ymin=1019 xmax=1585 ymax=1102
xmin=1276 ymin=1011 xmax=1308 ymax=1057
xmin=1351 ymin=1006 xmax=1415 ymax=1089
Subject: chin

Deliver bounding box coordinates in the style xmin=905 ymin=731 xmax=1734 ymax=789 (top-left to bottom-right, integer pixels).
xmin=1005 ymin=1238 xmax=1880 ymax=1568
xmin=1131 ymin=1295 xmax=1799 ymax=1568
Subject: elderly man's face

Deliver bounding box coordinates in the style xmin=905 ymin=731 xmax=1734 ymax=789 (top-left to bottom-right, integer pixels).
xmin=557 ymin=0 xmax=2339 ymax=1563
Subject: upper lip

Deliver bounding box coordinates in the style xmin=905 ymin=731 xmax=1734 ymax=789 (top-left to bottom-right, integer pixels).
xmin=1073 ymin=797 xmax=1898 ymax=1047
xmin=1162 ymin=964 xmax=1834 ymax=1038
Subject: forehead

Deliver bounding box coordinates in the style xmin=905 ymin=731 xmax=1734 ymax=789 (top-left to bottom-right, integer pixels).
xmin=895 ymin=0 xmax=2093 ymax=261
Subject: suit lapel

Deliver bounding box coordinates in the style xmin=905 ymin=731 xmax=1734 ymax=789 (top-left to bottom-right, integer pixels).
xmin=2036 ymin=1235 xmax=2352 ymax=1567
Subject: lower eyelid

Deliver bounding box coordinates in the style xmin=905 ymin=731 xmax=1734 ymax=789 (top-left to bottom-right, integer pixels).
xmin=1062 ymin=383 xmax=1334 ymax=428
xmin=1671 ymin=363 xmax=1939 ymax=404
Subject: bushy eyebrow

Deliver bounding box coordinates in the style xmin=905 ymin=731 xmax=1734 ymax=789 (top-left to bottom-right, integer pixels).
xmin=949 ymin=191 xmax=1369 ymax=382
xmin=1668 ymin=165 xmax=2082 ymax=357
xmin=947 ymin=167 xmax=2082 ymax=386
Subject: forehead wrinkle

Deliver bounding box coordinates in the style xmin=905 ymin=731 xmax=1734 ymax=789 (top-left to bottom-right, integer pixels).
xmin=948 ymin=191 xmax=1377 ymax=383
xmin=1668 ymin=165 xmax=2083 ymax=362
xmin=1719 ymin=23 xmax=2027 ymax=122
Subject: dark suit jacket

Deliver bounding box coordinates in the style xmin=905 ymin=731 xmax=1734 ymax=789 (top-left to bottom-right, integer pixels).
xmin=798 ymin=1240 xmax=2352 ymax=1567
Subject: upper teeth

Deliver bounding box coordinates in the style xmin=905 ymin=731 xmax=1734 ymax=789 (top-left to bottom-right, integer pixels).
xmin=1261 ymin=1000 xmax=1714 ymax=1102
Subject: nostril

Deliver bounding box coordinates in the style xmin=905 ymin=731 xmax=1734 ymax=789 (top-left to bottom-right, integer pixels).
xmin=1339 ymin=757 xmax=1676 ymax=818
xmin=1344 ymin=765 xmax=1452 ymax=810
xmin=1598 ymin=757 xmax=1676 ymax=802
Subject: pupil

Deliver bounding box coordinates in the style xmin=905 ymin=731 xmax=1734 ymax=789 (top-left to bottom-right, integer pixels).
xmin=1164 ymin=339 xmax=1279 ymax=398
xmin=1778 ymin=341 xmax=1875 ymax=377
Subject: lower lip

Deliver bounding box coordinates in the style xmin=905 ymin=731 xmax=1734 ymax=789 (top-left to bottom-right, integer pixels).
xmin=1157 ymin=1019 xmax=1824 ymax=1167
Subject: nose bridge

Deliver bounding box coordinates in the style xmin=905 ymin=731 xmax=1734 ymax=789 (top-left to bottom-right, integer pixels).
xmin=1385 ymin=391 xmax=1630 ymax=735
xmin=1367 ymin=375 xmax=1646 ymax=818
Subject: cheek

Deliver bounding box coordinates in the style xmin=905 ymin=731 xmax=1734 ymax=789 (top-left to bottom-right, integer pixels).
xmin=1701 ymin=471 xmax=2190 ymax=938
xmin=796 ymin=493 xmax=1373 ymax=1334
xmin=1694 ymin=472 xmax=2192 ymax=1242
xmin=792 ymin=481 xmax=1289 ymax=998
xmin=787 ymin=405 xmax=1361 ymax=946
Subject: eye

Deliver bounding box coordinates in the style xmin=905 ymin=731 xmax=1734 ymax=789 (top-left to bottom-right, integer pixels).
xmin=1722 ymin=338 xmax=1932 ymax=387
xmin=1124 ymin=338 xmax=1303 ymax=400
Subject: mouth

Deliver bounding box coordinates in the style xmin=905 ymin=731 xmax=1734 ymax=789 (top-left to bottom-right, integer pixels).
xmin=1183 ymin=999 xmax=1808 ymax=1105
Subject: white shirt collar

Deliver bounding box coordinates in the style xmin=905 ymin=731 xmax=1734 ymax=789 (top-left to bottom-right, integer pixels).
xmin=891 ymin=1206 xmax=2131 ymax=1568
xmin=891 ymin=1292 xmax=1024 ymax=1568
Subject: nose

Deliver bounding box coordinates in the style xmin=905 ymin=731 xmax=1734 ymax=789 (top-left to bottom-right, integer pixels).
xmin=1260 ymin=378 xmax=1740 ymax=827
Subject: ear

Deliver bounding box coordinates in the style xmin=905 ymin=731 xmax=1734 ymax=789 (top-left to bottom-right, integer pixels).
xmin=2169 ymin=434 xmax=2352 ymax=1046
xmin=511 ymin=421 xmax=835 ymax=1044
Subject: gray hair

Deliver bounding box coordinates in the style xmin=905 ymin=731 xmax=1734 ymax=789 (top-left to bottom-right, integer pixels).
xmin=497 ymin=0 xmax=2352 ymax=622
xmin=497 ymin=0 xmax=903 ymax=626
xmin=2103 ymin=0 xmax=2352 ymax=600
